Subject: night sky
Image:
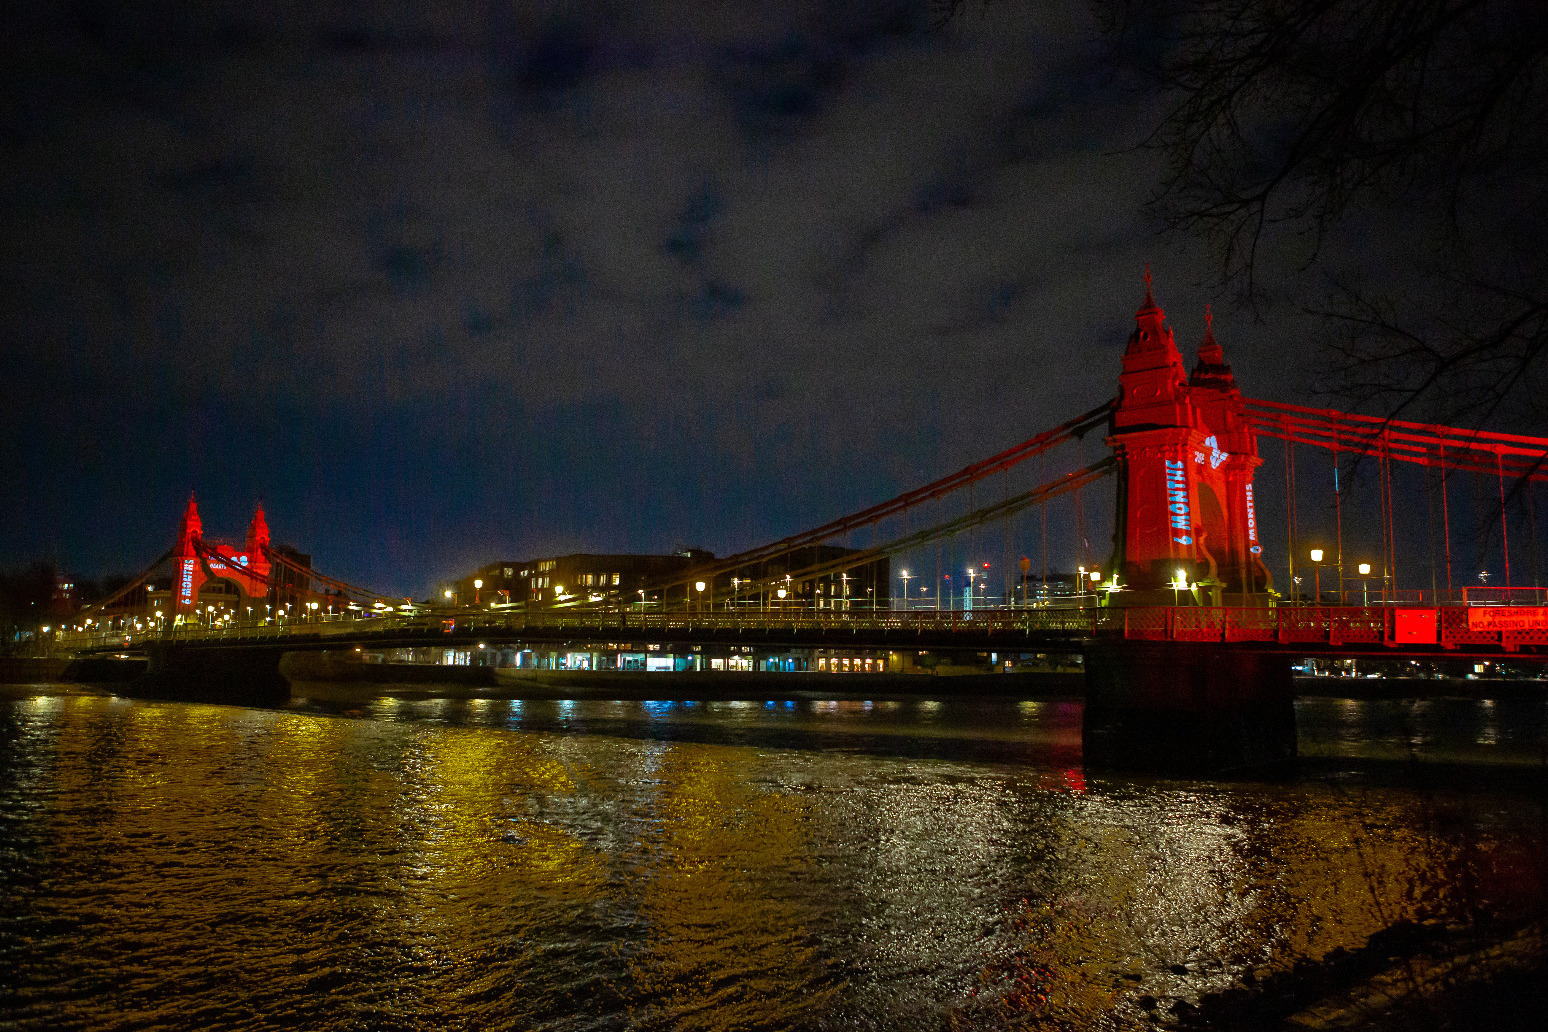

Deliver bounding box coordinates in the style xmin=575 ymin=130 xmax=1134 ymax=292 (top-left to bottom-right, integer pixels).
xmin=1 ymin=1 xmax=1382 ymax=596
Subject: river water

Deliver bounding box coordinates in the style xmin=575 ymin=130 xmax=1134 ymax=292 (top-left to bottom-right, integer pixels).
xmin=3 ymin=686 xmax=1546 ymax=1030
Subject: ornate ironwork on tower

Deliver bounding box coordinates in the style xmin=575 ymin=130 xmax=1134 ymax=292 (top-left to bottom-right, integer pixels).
xmin=1107 ymin=271 xmax=1273 ymax=604
xmin=171 ymin=494 xmax=273 ymax=614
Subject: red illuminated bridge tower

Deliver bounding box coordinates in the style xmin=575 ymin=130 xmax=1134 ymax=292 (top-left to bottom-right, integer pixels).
xmin=171 ymin=494 xmax=272 ymax=616
xmin=1107 ymin=272 xmax=1273 ymax=605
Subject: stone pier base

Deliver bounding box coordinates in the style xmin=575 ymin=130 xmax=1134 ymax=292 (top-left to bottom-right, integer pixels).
xmin=125 ymin=644 xmax=291 ymax=706
xmin=1083 ymin=642 xmax=1296 ymax=774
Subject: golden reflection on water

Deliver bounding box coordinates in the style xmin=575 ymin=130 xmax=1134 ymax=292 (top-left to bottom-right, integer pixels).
xmin=954 ymin=787 xmax=1517 ymax=1028
xmin=3 ymin=694 xmax=1544 ymax=1030
xmin=622 ymin=745 xmax=836 ymax=1030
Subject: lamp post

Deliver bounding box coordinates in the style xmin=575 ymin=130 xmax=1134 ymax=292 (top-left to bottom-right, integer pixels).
xmin=473 ymin=578 xmax=482 ymax=604
xmin=1309 ymin=549 xmax=1324 ymax=605
xmin=899 ymin=569 xmax=911 ymax=612
xmin=1358 ymin=563 xmax=1371 ymax=606
xmin=695 ymin=580 xmax=706 ymax=614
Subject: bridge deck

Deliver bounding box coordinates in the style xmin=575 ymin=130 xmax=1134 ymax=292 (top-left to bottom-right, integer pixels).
xmin=62 ymin=605 xmax=1548 ymax=658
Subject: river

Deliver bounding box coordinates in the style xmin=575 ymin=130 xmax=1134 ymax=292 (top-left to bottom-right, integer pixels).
xmin=2 ymin=685 xmax=1546 ymax=1030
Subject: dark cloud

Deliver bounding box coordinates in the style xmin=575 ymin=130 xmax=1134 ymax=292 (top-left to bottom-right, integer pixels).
xmin=1 ymin=0 xmax=1305 ymax=595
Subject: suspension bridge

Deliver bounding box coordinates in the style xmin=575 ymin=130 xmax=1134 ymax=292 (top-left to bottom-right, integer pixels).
xmin=54 ymin=273 xmax=1548 ymax=770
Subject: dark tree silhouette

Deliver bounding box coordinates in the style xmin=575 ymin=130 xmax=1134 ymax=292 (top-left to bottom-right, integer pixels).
xmin=943 ymin=0 xmax=1548 ymax=427
xmin=1103 ymin=0 xmax=1548 ymax=426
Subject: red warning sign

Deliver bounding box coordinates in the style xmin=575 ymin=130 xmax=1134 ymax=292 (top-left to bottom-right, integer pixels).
xmin=1467 ymin=607 xmax=1548 ymax=632
xmin=1392 ymin=608 xmax=1438 ymax=644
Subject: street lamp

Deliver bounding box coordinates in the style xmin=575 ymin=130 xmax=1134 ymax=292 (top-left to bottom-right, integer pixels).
xmin=1309 ymin=549 xmax=1324 ymax=605
xmin=473 ymin=578 xmax=483 ymax=603
xmin=899 ymin=569 xmax=911 ymax=611
xmin=1171 ymin=568 xmax=1188 ymax=607
xmin=695 ymin=580 xmax=706 ymax=614
xmin=1358 ymin=563 xmax=1372 ymax=606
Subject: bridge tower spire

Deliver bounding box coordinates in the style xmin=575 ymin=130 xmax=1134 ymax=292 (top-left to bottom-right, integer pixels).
xmin=1106 ymin=274 xmax=1271 ymax=603
xmin=246 ymin=503 xmax=270 ymax=555
xmin=173 ymin=493 xmax=205 ymax=615
xmin=1187 ymin=305 xmax=1272 ymax=598
xmin=242 ymin=502 xmax=274 ymax=596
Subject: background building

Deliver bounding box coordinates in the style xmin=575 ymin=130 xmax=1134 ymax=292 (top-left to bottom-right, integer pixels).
xmin=455 ymin=545 xmax=890 ymax=610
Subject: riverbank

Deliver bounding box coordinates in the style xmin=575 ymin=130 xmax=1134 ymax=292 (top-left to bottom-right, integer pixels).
xmin=0 ymin=655 xmax=146 ymax=684
xmin=7 ymin=654 xmax=1544 ymax=703
xmin=1176 ymin=918 xmax=1548 ymax=1031
xmin=1295 ymin=674 xmax=1547 ymax=699
xmin=285 ymin=663 xmax=1087 ymax=703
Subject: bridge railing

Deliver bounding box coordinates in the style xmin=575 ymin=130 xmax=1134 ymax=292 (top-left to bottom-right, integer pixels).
xmin=1287 ymin=587 xmax=1548 ymax=607
xmin=51 ymin=602 xmax=1548 ymax=653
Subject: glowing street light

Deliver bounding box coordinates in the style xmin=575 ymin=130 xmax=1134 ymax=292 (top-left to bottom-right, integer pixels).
xmin=1309 ymin=548 xmax=1324 ymax=604
xmin=473 ymin=578 xmax=483 ymax=603
xmin=1357 ymin=562 xmax=1372 ymax=605
xmin=899 ymin=569 xmax=911 ymax=611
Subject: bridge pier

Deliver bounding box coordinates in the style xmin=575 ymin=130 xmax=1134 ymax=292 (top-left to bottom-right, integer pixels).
xmin=1082 ymin=642 xmax=1295 ymax=774
xmin=127 ymin=643 xmax=291 ymax=705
